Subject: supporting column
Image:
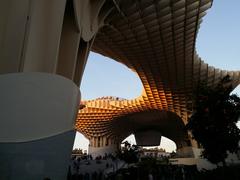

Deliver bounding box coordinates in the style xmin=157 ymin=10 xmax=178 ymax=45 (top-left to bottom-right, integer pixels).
xmin=0 ymin=0 xmax=108 ymax=179
xmin=0 ymin=0 xmax=96 ymax=83
xmin=56 ymin=0 xmax=81 ymax=80
xmin=0 ymin=73 xmax=80 ymax=180
xmin=21 ymin=0 xmax=67 ymax=73
xmin=73 ymin=38 xmax=95 ymax=86
xmin=0 ymin=0 xmax=30 ymax=73
xmin=0 ymin=0 xmax=69 ymax=74
xmin=88 ymin=136 xmax=119 ymax=158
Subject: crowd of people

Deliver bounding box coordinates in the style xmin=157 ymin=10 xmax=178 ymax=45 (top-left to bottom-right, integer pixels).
xmin=109 ymin=164 xmax=199 ymax=180
xmin=67 ymin=153 xmax=240 ymax=180
xmin=67 ymin=151 xmax=198 ymax=180
xmin=67 ymin=153 xmax=120 ymax=180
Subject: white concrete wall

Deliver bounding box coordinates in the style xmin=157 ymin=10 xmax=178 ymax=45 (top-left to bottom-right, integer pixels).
xmin=0 ymin=0 xmax=67 ymax=74
xmin=22 ymin=0 xmax=66 ymax=73
xmin=0 ymin=0 xmax=30 ymax=73
xmin=0 ymin=72 xmax=80 ymax=180
xmin=0 ymin=72 xmax=80 ymax=142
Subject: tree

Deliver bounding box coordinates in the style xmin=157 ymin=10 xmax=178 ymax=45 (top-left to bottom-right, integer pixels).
xmin=117 ymin=141 xmax=140 ymax=164
xmin=186 ymin=75 xmax=240 ymax=165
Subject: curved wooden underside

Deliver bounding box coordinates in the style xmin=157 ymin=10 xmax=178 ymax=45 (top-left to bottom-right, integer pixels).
xmin=76 ymin=0 xmax=240 ymax=142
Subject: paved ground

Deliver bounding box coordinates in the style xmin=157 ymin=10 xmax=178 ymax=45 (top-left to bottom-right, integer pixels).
xmin=77 ymin=158 xmax=125 ymax=175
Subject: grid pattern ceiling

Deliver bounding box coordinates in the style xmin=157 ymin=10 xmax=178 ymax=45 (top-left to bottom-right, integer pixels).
xmin=76 ymin=0 xmax=240 ymax=140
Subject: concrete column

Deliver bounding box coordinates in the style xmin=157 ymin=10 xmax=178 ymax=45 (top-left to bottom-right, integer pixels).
xmin=103 ymin=136 xmax=107 ymax=146
xmin=0 ymin=1 xmax=108 ymax=180
xmin=0 ymin=0 xmax=95 ymax=84
xmin=73 ymin=38 xmax=95 ymax=86
xmin=0 ymin=0 xmax=32 ymax=73
xmin=0 ymin=73 xmax=80 ymax=180
xmin=21 ymin=0 xmax=66 ymax=73
xmin=56 ymin=0 xmax=81 ymax=80
xmin=88 ymin=136 xmax=119 ymax=158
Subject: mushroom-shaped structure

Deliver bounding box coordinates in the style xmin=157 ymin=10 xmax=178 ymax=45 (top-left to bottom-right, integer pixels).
xmin=76 ymin=0 xmax=240 ymax=156
xmin=1 ymin=0 xmax=240 ymax=177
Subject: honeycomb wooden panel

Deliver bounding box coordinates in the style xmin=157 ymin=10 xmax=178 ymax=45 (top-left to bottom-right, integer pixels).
xmin=76 ymin=0 xmax=240 ymax=141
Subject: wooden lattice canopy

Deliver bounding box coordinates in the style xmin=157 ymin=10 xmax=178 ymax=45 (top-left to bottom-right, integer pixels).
xmin=76 ymin=0 xmax=240 ymax=141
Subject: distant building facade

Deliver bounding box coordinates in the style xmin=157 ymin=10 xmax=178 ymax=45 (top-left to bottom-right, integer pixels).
xmin=140 ymin=147 xmax=171 ymax=159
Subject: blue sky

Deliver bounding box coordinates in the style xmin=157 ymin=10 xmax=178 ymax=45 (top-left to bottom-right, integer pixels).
xmin=74 ymin=1 xmax=240 ymax=152
xmin=196 ymin=0 xmax=240 ymax=71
